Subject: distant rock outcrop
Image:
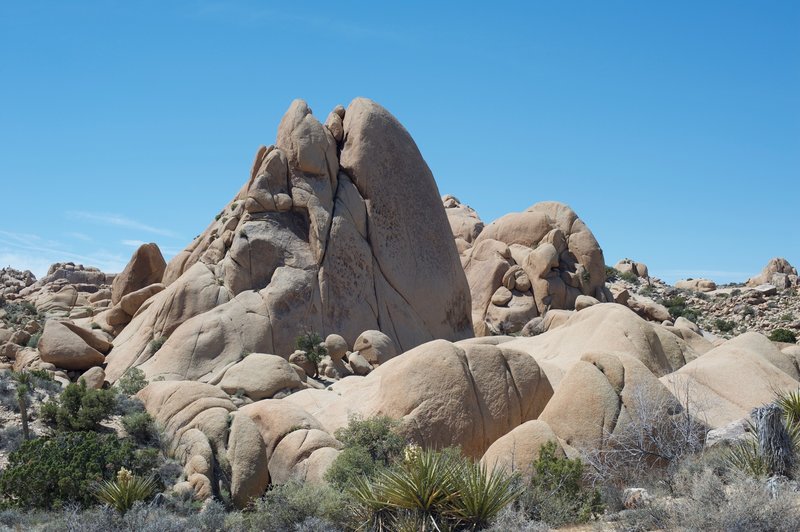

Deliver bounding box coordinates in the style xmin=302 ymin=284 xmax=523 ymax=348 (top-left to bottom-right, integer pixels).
xmin=454 ymin=201 xmax=612 ymax=335
xmin=105 ymin=98 xmax=473 ymax=382
xmin=747 ymin=257 xmax=798 ymax=289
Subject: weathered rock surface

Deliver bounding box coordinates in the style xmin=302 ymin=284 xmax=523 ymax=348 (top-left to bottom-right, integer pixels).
xmin=747 ymin=257 xmax=798 ymax=288
xmin=461 ymin=201 xmax=611 ymax=335
xmin=38 ymin=320 xmax=106 ymax=370
xmin=614 ymin=258 xmax=649 ymax=279
xmin=675 ymin=278 xmax=717 ymax=292
xmin=481 ymin=420 xmax=564 ymax=474
xmin=105 ymin=98 xmax=473 ymax=382
xmin=112 ymin=243 xmax=166 ymax=304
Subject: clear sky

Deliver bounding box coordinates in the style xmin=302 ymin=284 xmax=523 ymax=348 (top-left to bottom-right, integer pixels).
xmin=1 ymin=1 xmax=798 ymax=284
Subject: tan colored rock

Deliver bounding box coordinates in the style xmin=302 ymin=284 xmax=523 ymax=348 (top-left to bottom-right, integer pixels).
xmin=503 ymin=303 xmax=705 ymax=387
xmin=466 ymin=202 xmax=609 ymax=335
xmin=119 ymin=283 xmax=165 ymax=316
xmin=442 ymin=195 xmax=484 ymax=244
xmin=491 ymin=286 xmax=513 ymax=306
xmin=347 ymin=351 xmax=372 ymax=376
xmin=574 ymin=295 xmax=599 ymax=311
xmin=540 ymin=351 xmax=683 ymax=451
xmin=219 ymin=353 xmax=304 ymax=400
xmin=227 ymin=412 xmax=269 ymax=508
xmin=481 ymin=420 xmax=564 ymax=475
xmin=109 ymin=98 xmax=473 ymax=383
xmin=614 ymin=258 xmax=649 ymax=279
xmin=747 ymin=257 xmax=797 ymax=287
xmin=627 ymin=295 xmax=671 ymax=323
xmin=112 ymin=243 xmax=166 ymax=304
xmin=675 ymin=279 xmax=717 ymax=292
xmin=353 ymin=330 xmax=398 ymax=365
xmin=269 ymin=428 xmax=342 ymax=484
xmin=38 ymin=320 xmax=105 ymax=370
xmin=80 ymin=366 xmax=106 ymax=389
xmin=324 ymin=334 xmax=348 ymax=361
xmin=673 ymin=316 xmax=701 ymax=335
xmin=662 ymin=332 xmax=800 ymax=428
xmin=289 ymin=350 xmax=316 ymax=377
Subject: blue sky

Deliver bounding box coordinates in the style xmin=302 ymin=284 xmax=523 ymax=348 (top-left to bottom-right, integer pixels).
xmin=1 ymin=1 xmax=798 ymax=283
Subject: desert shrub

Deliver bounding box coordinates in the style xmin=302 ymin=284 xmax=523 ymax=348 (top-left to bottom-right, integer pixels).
xmin=584 ymin=382 xmax=707 ymax=490
xmin=484 ymin=506 xmax=549 ymax=532
xmin=246 ymin=480 xmax=347 ymax=531
xmin=517 ymin=441 xmax=602 ymax=527
xmin=94 ymin=468 xmax=158 ymax=514
xmin=122 ymin=411 xmax=159 ymax=445
xmin=295 ymin=331 xmax=327 ymax=373
xmin=26 ymin=331 xmax=41 ymax=348
xmin=769 ymin=328 xmax=797 ymax=343
xmin=117 ymin=367 xmax=149 ymax=395
xmin=350 ymin=446 xmax=520 ymax=531
xmin=326 ymin=415 xmax=407 ymax=489
xmin=780 ymin=312 xmax=794 ymax=322
xmin=663 ymin=296 xmax=700 ymax=322
xmin=0 ymin=432 xmax=158 ymax=510
xmin=0 ymin=425 xmax=24 ymax=453
xmin=605 ymin=266 xmax=619 ymax=281
xmin=619 ymin=271 xmax=640 ymax=284
xmin=149 ymin=336 xmax=167 ymax=354
xmin=115 ymin=393 xmax=147 ymax=416
xmin=41 ymin=379 xmax=116 ymax=431
xmin=714 ymin=318 xmax=736 ymax=332
xmin=622 ymin=466 xmax=800 ymax=531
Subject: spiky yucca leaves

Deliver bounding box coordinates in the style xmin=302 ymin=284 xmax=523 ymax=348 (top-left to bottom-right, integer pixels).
xmin=349 ymin=446 xmax=521 ymax=531
xmin=726 ymin=392 xmax=800 ymax=479
xmin=446 ymin=459 xmax=523 ymax=530
xmin=94 ymin=468 xmax=157 ymax=514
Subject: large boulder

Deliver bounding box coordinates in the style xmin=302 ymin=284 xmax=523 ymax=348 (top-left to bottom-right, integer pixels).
xmin=539 ymin=352 xmax=686 ymax=451
xmin=501 ymin=303 xmax=708 ymax=387
xmin=442 ymin=195 xmax=484 ymax=248
xmin=106 ymin=98 xmax=473 ymax=382
xmin=675 ymin=279 xmax=717 ymax=292
xmin=747 ymin=257 xmax=798 ymax=288
xmin=462 ymin=202 xmax=611 ymax=335
xmin=112 ymin=243 xmax=166 ymax=304
xmin=38 ymin=320 xmax=106 ymax=370
xmin=286 ymin=339 xmax=553 ymax=458
xmin=481 ymin=420 xmax=564 ymax=475
xmin=662 ymin=332 xmax=800 ymax=428
xmin=218 ymin=353 xmax=304 ymax=400
xmin=614 ymin=258 xmax=649 ymax=279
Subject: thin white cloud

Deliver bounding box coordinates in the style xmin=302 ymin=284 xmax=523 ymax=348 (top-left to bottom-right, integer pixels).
xmin=0 ymin=232 xmax=129 ymax=278
xmin=65 ymin=231 xmax=93 ymax=241
xmin=67 ymin=211 xmax=180 ymax=238
xmin=121 ymin=239 xmax=148 ymax=247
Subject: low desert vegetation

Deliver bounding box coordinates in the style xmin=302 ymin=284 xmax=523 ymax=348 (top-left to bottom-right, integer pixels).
xmin=768 ymin=328 xmax=797 ymax=343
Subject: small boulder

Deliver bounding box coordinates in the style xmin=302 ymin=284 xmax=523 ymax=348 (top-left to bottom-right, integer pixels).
xmin=219 ymin=354 xmax=304 ymax=400
xmin=80 ymin=366 xmax=106 ymax=389
xmin=574 ymin=295 xmax=599 ymax=311
xmin=38 ymin=320 xmax=105 ymax=370
xmin=353 ymin=330 xmax=398 ymax=365
xmin=348 ymin=351 xmax=372 ymax=376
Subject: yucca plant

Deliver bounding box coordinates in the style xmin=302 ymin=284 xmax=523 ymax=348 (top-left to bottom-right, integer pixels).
xmin=376 ymin=447 xmax=459 ymax=516
xmin=94 ymin=467 xmax=157 ymax=514
xmin=726 ymin=435 xmax=769 ymax=477
xmin=775 ymin=389 xmax=800 ymax=428
xmin=446 ymin=460 xmax=522 ymax=530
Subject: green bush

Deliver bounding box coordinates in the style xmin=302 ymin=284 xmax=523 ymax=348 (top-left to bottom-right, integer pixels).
xmin=121 ymin=411 xmax=159 ymax=445
xmin=94 ymin=468 xmax=157 ymax=514
xmin=769 ymin=328 xmax=797 ymax=343
xmin=325 ymin=415 xmax=407 ymax=489
xmin=148 ymin=336 xmax=167 ymax=354
xmin=605 ymin=266 xmax=619 ymax=281
xmin=517 ymin=441 xmax=603 ymax=527
xmin=41 ymin=379 xmax=116 ymax=432
xmin=295 ymin=331 xmax=327 ymax=374
xmin=350 ymin=446 xmax=520 ymax=531
xmin=663 ymin=296 xmax=701 ymax=322
xmin=714 ymin=318 xmax=736 ymax=332
xmin=619 ymin=271 xmax=640 ymax=283
xmin=117 ymin=367 xmax=148 ymax=396
xmin=0 ymin=432 xmax=158 ymax=510
xmin=247 ymin=480 xmax=347 ymax=531
xmin=25 ymin=331 xmax=41 ymax=348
